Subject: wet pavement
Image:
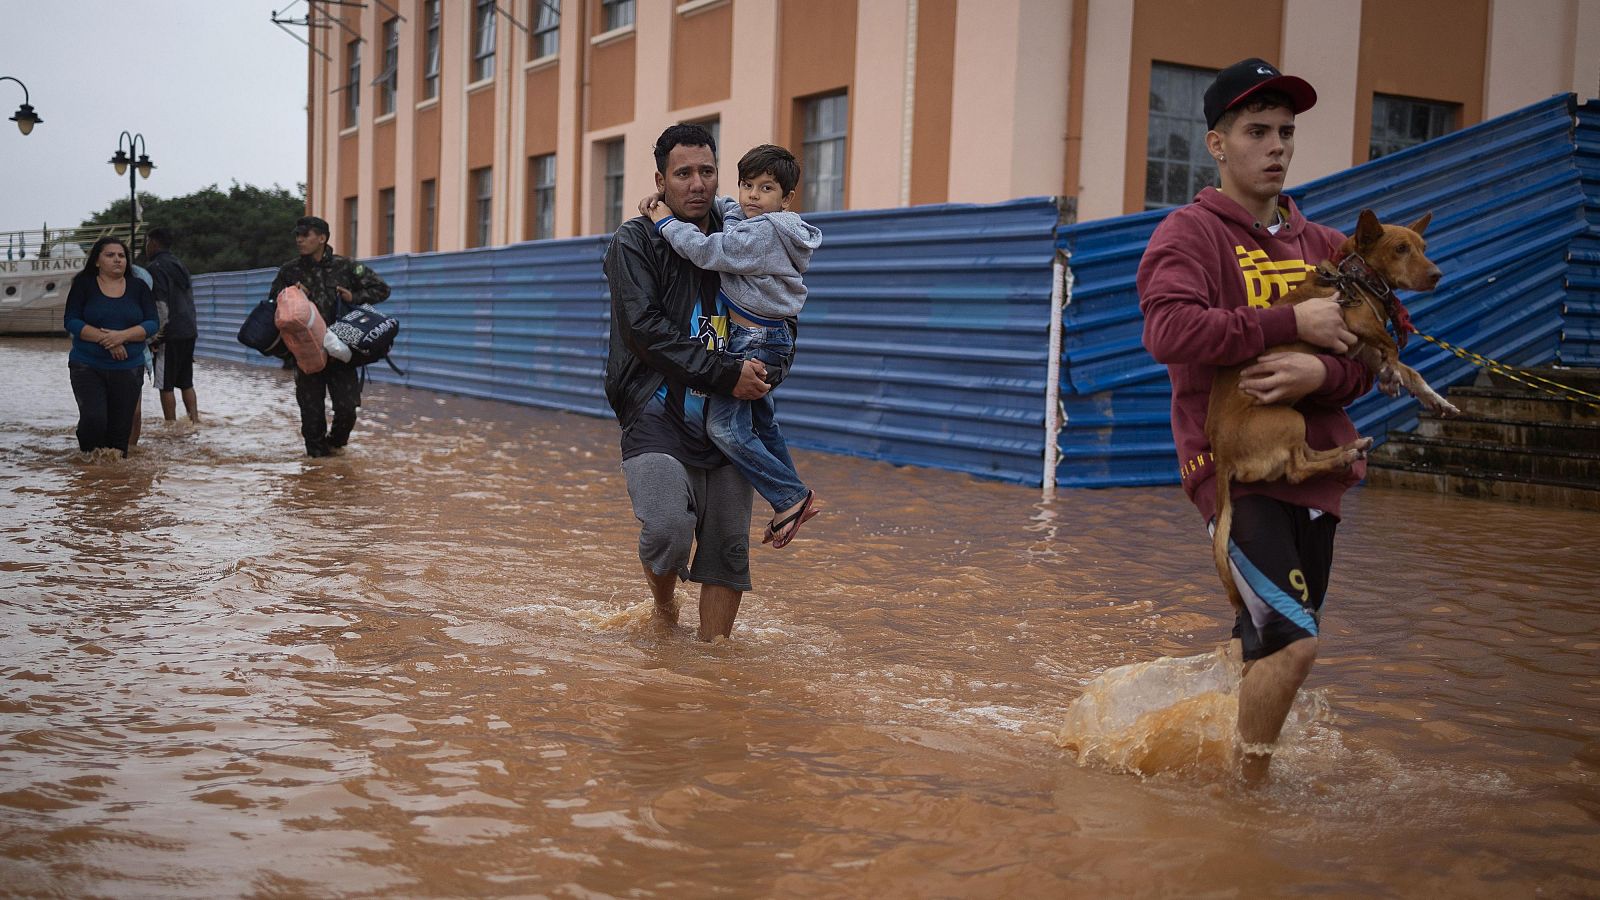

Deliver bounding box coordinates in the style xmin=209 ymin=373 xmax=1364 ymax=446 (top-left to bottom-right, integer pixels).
xmin=2 ymin=336 xmax=1598 ymax=897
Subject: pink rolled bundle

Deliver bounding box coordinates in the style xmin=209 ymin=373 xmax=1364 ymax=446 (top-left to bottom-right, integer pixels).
xmin=273 ymin=284 xmax=328 ymax=374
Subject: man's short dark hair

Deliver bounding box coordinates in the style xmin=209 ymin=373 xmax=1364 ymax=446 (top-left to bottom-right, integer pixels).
xmin=1213 ymin=89 xmax=1294 ymax=133
xmin=653 ymin=123 xmax=717 ymax=173
xmin=146 ymin=226 xmax=175 ymax=249
xmin=737 ymin=144 xmax=801 ymax=196
xmin=294 ymin=215 xmax=331 ymax=236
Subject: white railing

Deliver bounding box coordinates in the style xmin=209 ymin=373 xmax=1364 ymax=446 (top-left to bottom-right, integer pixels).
xmin=1 ymin=222 xmax=147 ymax=263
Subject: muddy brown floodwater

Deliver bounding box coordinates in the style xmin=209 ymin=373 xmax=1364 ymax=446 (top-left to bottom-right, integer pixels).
xmin=2 ymin=336 xmax=1598 ymax=897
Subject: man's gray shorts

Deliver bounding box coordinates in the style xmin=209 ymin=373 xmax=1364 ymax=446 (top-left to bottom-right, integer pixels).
xmin=623 ymin=453 xmax=753 ymax=591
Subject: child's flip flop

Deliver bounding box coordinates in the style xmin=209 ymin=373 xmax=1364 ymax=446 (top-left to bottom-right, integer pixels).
xmin=768 ymin=490 xmax=819 ymax=549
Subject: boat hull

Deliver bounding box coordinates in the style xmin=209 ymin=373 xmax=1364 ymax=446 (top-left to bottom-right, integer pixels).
xmin=0 ymin=260 xmax=78 ymax=336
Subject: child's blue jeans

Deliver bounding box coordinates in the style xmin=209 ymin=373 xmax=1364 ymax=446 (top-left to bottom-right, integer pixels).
xmin=708 ymin=321 xmax=809 ymax=513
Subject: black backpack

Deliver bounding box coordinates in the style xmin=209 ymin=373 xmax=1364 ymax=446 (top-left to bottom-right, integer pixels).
xmin=329 ymin=304 xmax=403 ymax=374
xmin=237 ymin=298 xmax=290 ymax=359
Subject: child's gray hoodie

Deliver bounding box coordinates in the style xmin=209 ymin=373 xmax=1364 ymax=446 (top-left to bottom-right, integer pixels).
xmin=656 ymin=195 xmax=823 ymax=320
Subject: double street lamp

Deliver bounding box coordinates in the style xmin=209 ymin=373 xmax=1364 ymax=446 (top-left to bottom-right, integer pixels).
xmin=1 ymin=76 xmax=42 ymax=135
xmin=109 ymin=131 xmax=155 ymax=253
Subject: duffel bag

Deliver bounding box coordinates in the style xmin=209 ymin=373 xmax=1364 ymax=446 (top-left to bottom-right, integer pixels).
xmin=237 ymin=298 xmax=290 ymax=359
xmin=273 ymin=284 xmax=328 ymax=374
xmin=329 ymin=304 xmax=403 ymax=374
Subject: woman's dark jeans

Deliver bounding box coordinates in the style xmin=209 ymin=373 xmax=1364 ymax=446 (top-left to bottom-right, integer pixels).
xmin=69 ymin=362 xmax=143 ymax=455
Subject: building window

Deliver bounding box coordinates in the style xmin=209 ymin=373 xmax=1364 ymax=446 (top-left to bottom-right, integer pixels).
xmin=603 ymin=139 xmax=626 ymax=232
xmin=532 ymin=0 xmax=559 ymax=59
xmin=693 ymin=117 xmax=720 ymax=155
xmin=471 ymin=166 xmax=494 ymax=248
xmin=343 ymin=39 xmax=361 ymax=128
xmin=1146 ymin=62 xmax=1218 ymax=210
xmin=530 ymin=154 xmax=556 ymax=240
xmin=379 ymin=187 xmax=396 ymax=254
xmin=419 ymin=178 xmax=437 ymax=251
xmin=378 ymin=17 xmax=400 ymax=115
xmin=801 ymin=92 xmax=847 ymax=212
xmin=1370 ymin=94 xmax=1458 ymax=160
xmin=601 ymin=0 xmax=634 ymax=32
xmin=421 ymin=0 xmax=440 ymax=100
xmin=473 ymin=0 xmax=497 ymax=82
xmin=344 ymin=196 xmax=359 ymax=253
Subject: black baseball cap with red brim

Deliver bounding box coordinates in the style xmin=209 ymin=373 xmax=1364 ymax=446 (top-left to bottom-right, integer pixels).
xmin=1203 ymin=58 xmax=1317 ymax=130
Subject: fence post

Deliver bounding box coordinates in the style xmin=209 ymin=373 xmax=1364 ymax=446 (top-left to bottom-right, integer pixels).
xmin=1042 ymin=251 xmax=1069 ymax=500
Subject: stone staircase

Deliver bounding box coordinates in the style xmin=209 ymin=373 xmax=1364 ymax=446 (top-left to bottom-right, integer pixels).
xmin=1365 ymin=367 xmax=1600 ymax=510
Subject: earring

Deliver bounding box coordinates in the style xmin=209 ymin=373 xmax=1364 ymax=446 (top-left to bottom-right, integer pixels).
xmin=1218 ymin=154 xmax=1226 ymax=162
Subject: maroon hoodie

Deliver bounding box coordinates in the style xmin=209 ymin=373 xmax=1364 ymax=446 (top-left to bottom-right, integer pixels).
xmin=1138 ymin=188 xmax=1373 ymax=523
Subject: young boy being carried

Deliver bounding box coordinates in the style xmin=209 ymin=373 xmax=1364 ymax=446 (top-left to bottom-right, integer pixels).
xmin=641 ymin=144 xmax=824 ymax=548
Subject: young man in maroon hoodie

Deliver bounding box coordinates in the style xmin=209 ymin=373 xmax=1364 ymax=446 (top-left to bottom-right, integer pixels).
xmin=1138 ymin=58 xmax=1372 ymax=783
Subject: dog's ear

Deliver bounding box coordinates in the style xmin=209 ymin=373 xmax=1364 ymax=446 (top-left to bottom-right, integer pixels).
xmin=1355 ymin=209 xmax=1383 ymax=248
xmin=1407 ymin=212 xmax=1433 ymax=236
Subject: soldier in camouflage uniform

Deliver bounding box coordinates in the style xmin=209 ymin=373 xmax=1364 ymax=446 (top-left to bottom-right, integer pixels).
xmin=268 ymin=216 xmax=391 ymax=457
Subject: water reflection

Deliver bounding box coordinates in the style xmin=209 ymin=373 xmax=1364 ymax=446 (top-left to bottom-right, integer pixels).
xmin=2 ymin=336 xmax=1598 ymax=896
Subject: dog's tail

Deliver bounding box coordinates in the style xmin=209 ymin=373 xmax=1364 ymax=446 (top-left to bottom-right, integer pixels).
xmin=1212 ymin=467 xmax=1245 ymax=614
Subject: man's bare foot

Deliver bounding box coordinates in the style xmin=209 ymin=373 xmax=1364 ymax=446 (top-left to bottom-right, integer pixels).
xmin=654 ymin=599 xmax=680 ymax=626
xmin=1240 ymin=747 xmax=1272 ymax=787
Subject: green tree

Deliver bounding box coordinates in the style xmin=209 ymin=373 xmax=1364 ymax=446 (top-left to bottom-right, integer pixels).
xmin=80 ymin=182 xmax=307 ymax=274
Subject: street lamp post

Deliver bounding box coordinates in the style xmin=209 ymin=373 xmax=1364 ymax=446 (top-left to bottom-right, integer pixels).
xmin=109 ymin=132 xmax=155 ymax=255
xmin=0 ymin=76 xmax=42 ymax=135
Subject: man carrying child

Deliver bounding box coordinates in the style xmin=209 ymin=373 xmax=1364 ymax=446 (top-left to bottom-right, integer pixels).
xmin=641 ymin=143 xmax=824 ymax=547
xmin=604 ymin=124 xmax=773 ymax=640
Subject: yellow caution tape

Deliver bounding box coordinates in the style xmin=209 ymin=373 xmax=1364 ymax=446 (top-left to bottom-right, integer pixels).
xmin=1415 ymin=331 xmax=1600 ymax=411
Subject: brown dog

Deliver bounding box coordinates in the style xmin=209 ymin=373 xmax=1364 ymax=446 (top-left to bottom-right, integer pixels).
xmin=1207 ymin=209 xmax=1457 ymax=612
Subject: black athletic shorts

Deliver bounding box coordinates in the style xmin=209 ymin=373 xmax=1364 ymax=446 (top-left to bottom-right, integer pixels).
xmin=1210 ymin=494 xmax=1337 ymax=661
xmin=154 ymin=337 xmax=196 ymax=391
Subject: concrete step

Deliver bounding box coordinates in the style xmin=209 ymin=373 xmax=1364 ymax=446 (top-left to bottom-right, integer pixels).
xmin=1365 ymin=461 xmax=1600 ymax=511
xmin=1442 ymin=386 xmax=1600 ymax=423
xmin=1412 ymin=414 xmax=1600 ymax=452
xmin=1369 ymin=432 xmax=1600 ymax=483
xmin=1366 ymin=366 xmax=1600 ymax=507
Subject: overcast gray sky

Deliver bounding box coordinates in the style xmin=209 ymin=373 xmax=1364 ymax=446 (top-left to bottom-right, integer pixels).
xmin=3 ymin=1 xmax=308 ymax=230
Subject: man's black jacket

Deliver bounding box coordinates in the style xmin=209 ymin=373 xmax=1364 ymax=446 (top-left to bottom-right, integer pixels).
xmin=145 ymin=249 xmax=197 ymax=340
xmin=603 ymin=213 xmax=749 ymax=429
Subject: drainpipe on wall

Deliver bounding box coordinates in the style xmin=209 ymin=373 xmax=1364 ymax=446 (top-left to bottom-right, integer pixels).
xmin=1042 ymin=249 xmax=1070 ymax=500
xmin=899 ymin=0 xmax=918 ymax=207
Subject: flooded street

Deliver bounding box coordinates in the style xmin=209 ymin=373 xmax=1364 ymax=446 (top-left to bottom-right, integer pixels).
xmin=2 ymin=335 xmax=1597 ymax=897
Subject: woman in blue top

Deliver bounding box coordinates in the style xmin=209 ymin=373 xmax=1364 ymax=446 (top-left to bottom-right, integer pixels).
xmin=62 ymin=236 xmax=158 ymax=456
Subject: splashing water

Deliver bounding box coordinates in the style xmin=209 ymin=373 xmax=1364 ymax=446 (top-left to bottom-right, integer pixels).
xmin=1057 ymin=644 xmax=1331 ymax=778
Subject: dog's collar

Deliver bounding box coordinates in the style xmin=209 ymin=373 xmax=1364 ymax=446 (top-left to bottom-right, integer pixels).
xmin=1320 ymin=252 xmax=1414 ymax=349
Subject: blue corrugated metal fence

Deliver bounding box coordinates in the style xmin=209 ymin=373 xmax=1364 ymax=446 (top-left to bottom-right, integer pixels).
xmin=193 ymin=199 xmax=1061 ymax=484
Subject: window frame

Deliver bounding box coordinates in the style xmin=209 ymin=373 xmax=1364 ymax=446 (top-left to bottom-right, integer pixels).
xmin=1144 ymin=61 xmax=1219 ymax=210
xmin=530 ymin=153 xmax=557 ymax=240
xmin=1369 ymin=93 xmax=1459 ymax=161
xmin=472 ymin=0 xmax=497 ymax=83
xmin=601 ymin=0 xmax=635 ymax=32
xmin=378 ymin=16 xmax=400 ymax=116
xmin=421 ymin=0 xmax=441 ymax=101
xmin=345 ymin=195 xmax=359 ymax=254
xmin=343 ymin=38 xmax=362 ymax=128
xmin=692 ymin=117 xmax=720 ymax=157
xmin=419 ymin=178 xmax=437 ymax=252
xmin=602 ymin=139 xmax=626 ymax=233
xmin=471 ymin=166 xmax=494 ymax=248
xmin=532 ymin=0 xmax=560 ymax=59
xmin=379 ymin=187 xmax=396 ymax=254
xmin=800 ymin=92 xmax=847 ymax=212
